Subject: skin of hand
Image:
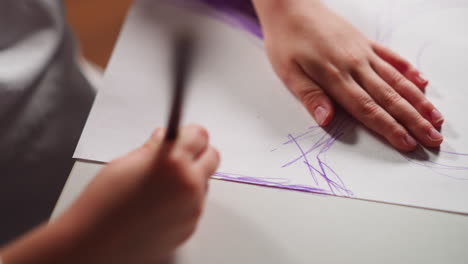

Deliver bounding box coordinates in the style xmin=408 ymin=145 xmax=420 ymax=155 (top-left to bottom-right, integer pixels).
xmin=1 ymin=125 xmax=220 ymax=264
xmin=252 ymin=0 xmax=444 ymax=151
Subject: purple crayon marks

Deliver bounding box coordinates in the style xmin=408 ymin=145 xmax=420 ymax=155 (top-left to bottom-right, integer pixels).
xmin=213 ymin=113 xmax=354 ymax=196
xmin=280 ymin=114 xmax=354 ymax=196
xmin=213 ymin=172 xmax=333 ymax=195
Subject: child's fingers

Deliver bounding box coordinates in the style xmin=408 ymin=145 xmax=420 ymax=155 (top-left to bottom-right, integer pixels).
xmin=145 ymin=128 xmax=165 ymax=148
xmin=372 ymin=42 xmax=429 ymax=91
xmin=195 ymin=146 xmax=220 ymax=177
xmin=176 ymin=125 xmax=209 ymax=159
xmin=137 ymin=128 xmax=166 ymax=157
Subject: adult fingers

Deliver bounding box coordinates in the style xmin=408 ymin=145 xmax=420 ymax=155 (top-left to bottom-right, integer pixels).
xmin=354 ymin=65 xmax=443 ymax=148
xmin=372 ymin=42 xmax=429 ymax=91
xmin=285 ymin=63 xmax=335 ymax=126
xmin=371 ymin=56 xmax=444 ymax=127
xmin=328 ymin=78 xmax=418 ymax=151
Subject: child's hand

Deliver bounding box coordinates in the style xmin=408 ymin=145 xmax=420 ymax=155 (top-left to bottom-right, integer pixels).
xmin=253 ymin=0 xmax=444 ymax=151
xmin=71 ymin=125 xmax=220 ymax=262
xmin=1 ymin=125 xmax=220 ymax=264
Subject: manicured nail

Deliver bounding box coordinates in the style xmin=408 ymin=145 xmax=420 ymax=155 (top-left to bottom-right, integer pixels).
xmin=404 ymin=134 xmax=418 ymax=148
xmin=428 ymin=128 xmax=443 ymax=141
xmin=430 ymin=109 xmax=444 ymax=124
xmin=314 ymin=106 xmax=328 ymax=126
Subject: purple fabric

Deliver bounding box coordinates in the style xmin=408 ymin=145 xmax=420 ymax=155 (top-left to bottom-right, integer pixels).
xmin=199 ymin=0 xmax=258 ymax=20
xmin=196 ymin=0 xmax=263 ymax=38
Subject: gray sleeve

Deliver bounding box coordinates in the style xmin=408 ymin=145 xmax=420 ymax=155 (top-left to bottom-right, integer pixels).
xmin=0 ymin=0 xmax=95 ymax=244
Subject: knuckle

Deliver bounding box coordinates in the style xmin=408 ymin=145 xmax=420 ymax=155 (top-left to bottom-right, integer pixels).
xmin=177 ymin=176 xmax=201 ymax=197
xmin=297 ymin=88 xmax=323 ymax=107
xmin=414 ymin=117 xmax=433 ymax=132
xmin=344 ymin=52 xmax=366 ymax=67
xmin=289 ymin=14 xmax=308 ymax=33
xmin=380 ymin=89 xmax=402 ymax=108
xmin=323 ymin=62 xmax=342 ymax=80
xmin=389 ymin=70 xmax=406 ymax=88
xmin=357 ymin=96 xmax=380 ymax=118
xmin=177 ymin=171 xmax=204 ymax=194
xmin=389 ymin=125 xmax=406 ymax=139
xmin=166 ymin=152 xmax=186 ymax=169
xmin=419 ymin=99 xmax=434 ymax=112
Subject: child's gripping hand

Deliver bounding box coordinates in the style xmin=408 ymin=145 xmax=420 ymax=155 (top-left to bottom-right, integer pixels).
xmin=71 ymin=125 xmax=219 ymax=263
xmin=253 ymin=0 xmax=444 ymax=151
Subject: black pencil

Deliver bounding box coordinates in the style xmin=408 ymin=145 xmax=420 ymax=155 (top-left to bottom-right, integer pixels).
xmin=164 ymin=31 xmax=194 ymax=141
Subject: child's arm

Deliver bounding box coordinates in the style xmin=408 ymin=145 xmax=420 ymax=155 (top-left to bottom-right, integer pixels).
xmin=0 ymin=125 xmax=220 ymax=264
xmin=252 ymin=0 xmax=444 ymax=151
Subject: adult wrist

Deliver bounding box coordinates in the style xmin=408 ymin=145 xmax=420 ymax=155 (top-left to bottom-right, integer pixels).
xmin=252 ymin=0 xmax=326 ymax=39
xmin=252 ymin=0 xmax=324 ymax=21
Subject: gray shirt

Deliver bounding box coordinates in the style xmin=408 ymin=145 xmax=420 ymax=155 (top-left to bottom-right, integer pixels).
xmin=0 ymin=0 xmax=94 ymax=244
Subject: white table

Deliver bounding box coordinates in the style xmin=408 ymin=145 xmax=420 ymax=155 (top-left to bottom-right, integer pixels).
xmin=52 ymin=160 xmax=468 ymax=264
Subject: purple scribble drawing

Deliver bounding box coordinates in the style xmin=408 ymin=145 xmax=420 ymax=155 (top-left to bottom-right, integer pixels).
xmin=280 ymin=115 xmax=354 ymax=196
xmin=212 ymin=173 xmax=334 ymax=195
xmin=215 ymin=114 xmax=355 ymax=196
xmin=170 ymin=0 xmax=468 ymax=195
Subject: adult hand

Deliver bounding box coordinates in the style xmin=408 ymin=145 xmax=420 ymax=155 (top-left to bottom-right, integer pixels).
xmin=253 ymin=0 xmax=444 ymax=151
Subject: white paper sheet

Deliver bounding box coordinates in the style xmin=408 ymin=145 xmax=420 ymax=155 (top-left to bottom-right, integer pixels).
xmin=75 ymin=0 xmax=468 ymax=213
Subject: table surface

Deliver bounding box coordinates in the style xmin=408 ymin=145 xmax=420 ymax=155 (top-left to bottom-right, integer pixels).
xmin=52 ymin=160 xmax=468 ymax=264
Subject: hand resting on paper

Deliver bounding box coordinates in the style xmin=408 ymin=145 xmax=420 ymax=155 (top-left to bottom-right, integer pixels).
xmin=1 ymin=125 xmax=220 ymax=264
xmin=253 ymin=0 xmax=444 ymax=151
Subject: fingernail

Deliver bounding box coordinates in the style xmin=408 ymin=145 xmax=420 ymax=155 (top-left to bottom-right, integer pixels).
xmin=430 ymin=109 xmax=444 ymax=124
xmin=404 ymin=134 xmax=418 ymax=148
xmin=428 ymin=128 xmax=443 ymax=141
xmin=152 ymin=128 xmax=164 ymax=139
xmin=416 ymin=72 xmax=428 ymax=84
xmin=314 ymin=106 xmax=328 ymax=126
